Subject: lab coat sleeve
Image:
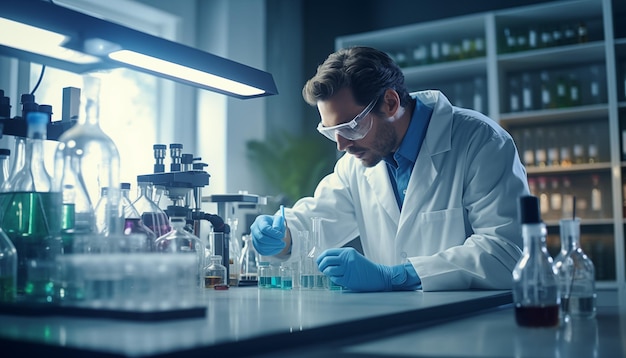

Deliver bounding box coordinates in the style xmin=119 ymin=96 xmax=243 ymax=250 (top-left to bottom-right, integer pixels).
xmin=409 ymin=121 xmax=529 ymax=291
xmin=283 ymin=157 xmax=361 ymax=259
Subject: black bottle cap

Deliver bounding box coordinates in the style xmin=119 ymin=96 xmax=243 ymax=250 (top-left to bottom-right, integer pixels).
xmin=121 ymin=182 xmax=131 ymax=190
xmin=20 ymin=93 xmax=35 ymax=104
xmin=519 ymin=195 xmax=541 ymax=224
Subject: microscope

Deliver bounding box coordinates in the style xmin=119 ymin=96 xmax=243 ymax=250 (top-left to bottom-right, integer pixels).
xmin=137 ymin=144 xmax=232 ymax=278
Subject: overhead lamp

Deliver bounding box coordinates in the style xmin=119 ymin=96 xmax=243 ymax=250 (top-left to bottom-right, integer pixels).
xmin=0 ymin=0 xmax=278 ymax=99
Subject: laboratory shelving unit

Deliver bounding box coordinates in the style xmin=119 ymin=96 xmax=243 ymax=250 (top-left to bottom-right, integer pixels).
xmin=335 ymin=0 xmax=626 ymax=291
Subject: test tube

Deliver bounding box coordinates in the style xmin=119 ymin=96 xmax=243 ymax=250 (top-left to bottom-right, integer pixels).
xmin=311 ymin=217 xmax=328 ymax=290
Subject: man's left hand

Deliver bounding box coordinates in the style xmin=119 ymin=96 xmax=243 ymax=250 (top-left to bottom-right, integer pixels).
xmin=316 ymin=247 xmax=394 ymax=292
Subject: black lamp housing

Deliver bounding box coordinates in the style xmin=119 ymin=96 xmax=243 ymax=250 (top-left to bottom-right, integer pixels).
xmin=0 ymin=0 xmax=279 ymax=99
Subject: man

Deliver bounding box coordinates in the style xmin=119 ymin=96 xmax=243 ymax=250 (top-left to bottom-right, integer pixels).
xmin=250 ymin=46 xmax=529 ymax=292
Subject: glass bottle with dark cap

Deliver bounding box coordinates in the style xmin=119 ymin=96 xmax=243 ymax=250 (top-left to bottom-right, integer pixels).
xmin=512 ymin=195 xmax=560 ymax=327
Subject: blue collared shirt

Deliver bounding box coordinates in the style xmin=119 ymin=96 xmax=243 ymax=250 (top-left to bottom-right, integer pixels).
xmin=383 ymin=97 xmax=433 ymax=209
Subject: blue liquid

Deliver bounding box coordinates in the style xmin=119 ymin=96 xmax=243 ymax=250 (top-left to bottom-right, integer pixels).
xmin=271 ymin=276 xmax=281 ymax=288
xmin=281 ymin=278 xmax=293 ymax=290
xmin=300 ymin=275 xmax=314 ymax=289
xmin=329 ymin=280 xmax=343 ymax=291
xmin=258 ymin=276 xmax=271 ymax=289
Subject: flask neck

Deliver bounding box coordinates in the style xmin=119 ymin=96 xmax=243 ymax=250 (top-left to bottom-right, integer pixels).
xmin=522 ymin=222 xmax=548 ymax=254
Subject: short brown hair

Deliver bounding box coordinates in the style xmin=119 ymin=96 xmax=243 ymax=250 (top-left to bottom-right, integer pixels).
xmin=302 ymin=46 xmax=412 ymax=109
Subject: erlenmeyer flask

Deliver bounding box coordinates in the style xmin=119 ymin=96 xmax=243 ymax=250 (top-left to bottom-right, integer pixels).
xmin=132 ymin=181 xmax=170 ymax=238
xmin=121 ymin=183 xmax=156 ymax=251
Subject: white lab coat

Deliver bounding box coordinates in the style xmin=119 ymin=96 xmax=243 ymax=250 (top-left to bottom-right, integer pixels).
xmin=285 ymin=90 xmax=529 ymax=291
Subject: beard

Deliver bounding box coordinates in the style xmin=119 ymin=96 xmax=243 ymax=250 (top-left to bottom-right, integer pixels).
xmin=348 ymin=118 xmax=398 ymax=167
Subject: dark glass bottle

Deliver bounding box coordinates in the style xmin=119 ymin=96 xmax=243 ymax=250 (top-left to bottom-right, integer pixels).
xmin=512 ymin=195 xmax=560 ymax=327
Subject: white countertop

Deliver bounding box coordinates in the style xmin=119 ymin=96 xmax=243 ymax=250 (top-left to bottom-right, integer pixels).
xmin=0 ymin=287 xmax=511 ymax=357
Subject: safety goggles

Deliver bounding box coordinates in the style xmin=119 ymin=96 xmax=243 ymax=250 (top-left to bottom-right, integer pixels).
xmin=316 ymin=98 xmax=378 ymax=142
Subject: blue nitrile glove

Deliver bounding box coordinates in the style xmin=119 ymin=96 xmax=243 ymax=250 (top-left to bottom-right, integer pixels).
xmin=316 ymin=247 xmax=421 ymax=292
xmin=250 ymin=214 xmax=286 ymax=256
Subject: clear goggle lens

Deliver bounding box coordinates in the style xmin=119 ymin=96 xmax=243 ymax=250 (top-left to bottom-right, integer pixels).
xmin=317 ymin=98 xmax=377 ymax=142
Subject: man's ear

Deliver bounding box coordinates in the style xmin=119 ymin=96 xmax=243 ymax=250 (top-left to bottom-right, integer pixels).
xmin=382 ymin=88 xmax=401 ymax=118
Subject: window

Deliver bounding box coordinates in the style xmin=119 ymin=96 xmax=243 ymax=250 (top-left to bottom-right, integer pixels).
xmin=26 ymin=0 xmax=179 ymax=196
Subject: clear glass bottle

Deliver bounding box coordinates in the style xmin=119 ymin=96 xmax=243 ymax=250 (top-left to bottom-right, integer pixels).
xmin=512 ymin=195 xmax=560 ymax=327
xmin=155 ymin=206 xmax=209 ymax=288
xmin=204 ymin=255 xmax=227 ymax=288
xmin=554 ymin=218 xmax=596 ymax=319
xmin=131 ymin=181 xmax=171 ymax=238
xmin=239 ymin=234 xmax=258 ymax=281
xmin=55 ymin=75 xmax=121 ymax=236
xmin=121 ymin=182 xmax=156 ymax=251
xmin=0 ymin=148 xmax=10 ymax=188
xmin=0 ymin=228 xmax=17 ymax=302
xmin=0 ymin=111 xmax=63 ymax=301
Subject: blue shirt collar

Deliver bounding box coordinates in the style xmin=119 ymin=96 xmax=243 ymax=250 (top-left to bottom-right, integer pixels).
xmin=384 ymin=98 xmax=433 ymax=167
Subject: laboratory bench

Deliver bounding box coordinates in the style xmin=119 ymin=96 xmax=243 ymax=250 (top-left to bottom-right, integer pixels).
xmin=0 ymin=286 xmax=624 ymax=358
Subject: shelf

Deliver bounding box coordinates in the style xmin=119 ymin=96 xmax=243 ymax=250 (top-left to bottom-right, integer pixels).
xmin=497 ymin=42 xmax=606 ymax=71
xmin=499 ymin=104 xmax=609 ymax=125
xmin=336 ymin=0 xmax=625 ymax=289
xmin=526 ymin=162 xmax=612 ymax=175
xmin=403 ymin=57 xmax=486 ymax=89
xmin=545 ymin=218 xmax=615 ymax=227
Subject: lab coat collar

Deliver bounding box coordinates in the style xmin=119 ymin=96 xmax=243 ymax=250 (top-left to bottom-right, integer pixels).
xmin=364 ymin=90 xmax=454 ymax=225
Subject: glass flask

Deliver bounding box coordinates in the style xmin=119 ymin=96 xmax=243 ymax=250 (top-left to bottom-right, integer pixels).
xmin=55 ymin=75 xmax=121 ymax=236
xmin=204 ymin=255 xmax=227 ymax=288
xmin=155 ymin=206 xmax=210 ymax=287
xmin=120 ymin=183 xmax=156 ymax=252
xmin=239 ymin=234 xmax=258 ymax=281
xmin=0 ymin=227 xmax=17 ymax=302
xmin=132 ymin=181 xmax=171 ymax=238
xmin=0 ymin=111 xmax=63 ymax=301
xmin=0 ymin=148 xmax=10 ymax=188
xmin=554 ymin=218 xmax=596 ymax=319
xmin=512 ymin=195 xmax=560 ymax=327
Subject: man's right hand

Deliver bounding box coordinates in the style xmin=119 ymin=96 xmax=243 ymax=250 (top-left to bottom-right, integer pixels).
xmin=250 ymin=214 xmax=286 ymax=256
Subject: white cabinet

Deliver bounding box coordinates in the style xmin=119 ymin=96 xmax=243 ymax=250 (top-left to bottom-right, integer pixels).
xmin=336 ymin=0 xmax=626 ymax=288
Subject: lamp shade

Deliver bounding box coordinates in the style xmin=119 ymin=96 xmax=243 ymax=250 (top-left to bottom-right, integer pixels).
xmin=0 ymin=0 xmax=278 ymax=99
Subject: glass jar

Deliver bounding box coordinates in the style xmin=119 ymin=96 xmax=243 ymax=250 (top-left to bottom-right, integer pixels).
xmin=204 ymin=255 xmax=227 ymax=288
xmin=155 ymin=206 xmax=209 ymax=288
